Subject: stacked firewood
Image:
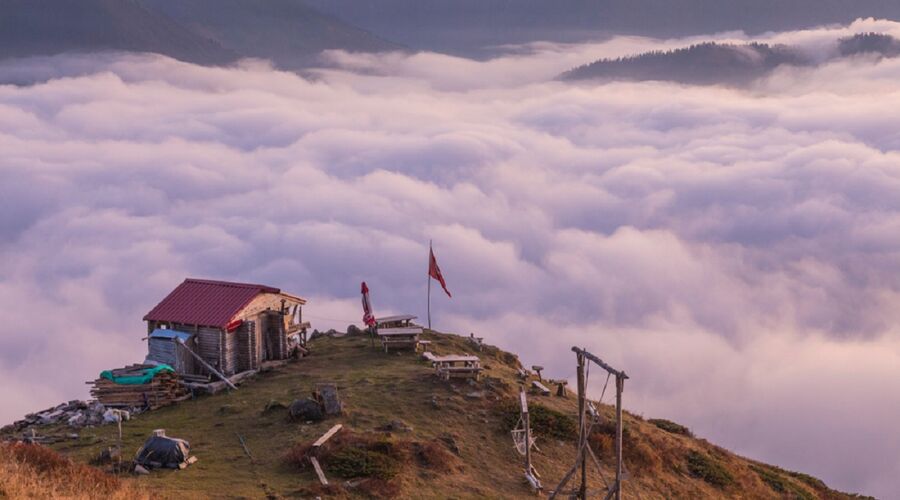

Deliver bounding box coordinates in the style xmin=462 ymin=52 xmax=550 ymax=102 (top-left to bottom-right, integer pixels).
xmin=88 ymin=365 xmax=187 ymax=411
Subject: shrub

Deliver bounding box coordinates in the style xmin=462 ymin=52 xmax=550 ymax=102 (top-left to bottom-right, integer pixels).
xmin=329 ymin=447 xmax=400 ymax=480
xmin=500 ymin=402 xmax=577 ymax=440
xmin=686 ymin=450 xmax=733 ymax=488
xmin=414 ymin=440 xmax=456 ymax=472
xmin=283 ymin=442 xmax=312 ymax=470
xmin=752 ymin=464 xmax=819 ymax=500
xmin=648 ymin=418 xmax=693 ymax=437
xmin=357 ymin=478 xmax=402 ymax=498
xmin=588 ymin=433 xmax=614 ymax=458
xmin=0 ymin=443 xmax=144 ymax=499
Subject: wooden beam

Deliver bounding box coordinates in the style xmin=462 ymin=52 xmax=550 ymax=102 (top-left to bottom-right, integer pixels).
xmin=312 ymin=424 xmax=343 ymax=448
xmin=309 ymin=456 xmax=328 ymax=486
xmin=571 ymin=347 xmax=628 ymax=379
xmin=176 ymin=338 xmax=237 ymax=390
xmin=615 ymin=374 xmax=624 ymax=500
xmin=577 ymin=352 xmax=587 ymax=500
xmin=236 ymin=433 xmax=253 ymax=461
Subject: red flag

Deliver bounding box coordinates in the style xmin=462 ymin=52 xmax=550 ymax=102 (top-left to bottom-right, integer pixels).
xmin=361 ymin=281 xmax=376 ymax=327
xmin=428 ymin=247 xmax=452 ymax=298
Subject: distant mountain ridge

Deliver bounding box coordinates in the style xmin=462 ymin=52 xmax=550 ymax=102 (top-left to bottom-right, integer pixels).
xmin=0 ymin=0 xmax=401 ymax=69
xmin=137 ymin=0 xmax=402 ymax=69
xmin=0 ymin=0 xmax=236 ymax=65
xmin=302 ymin=0 xmax=900 ymax=56
xmin=562 ymin=33 xmax=900 ymax=85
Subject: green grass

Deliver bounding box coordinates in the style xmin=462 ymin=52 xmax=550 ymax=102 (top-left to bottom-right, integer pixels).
xmin=499 ymin=402 xmax=577 ymax=440
xmin=750 ymin=464 xmax=816 ymax=500
xmin=686 ymin=450 xmax=734 ymax=488
xmin=647 ymin=418 xmax=692 ymax=437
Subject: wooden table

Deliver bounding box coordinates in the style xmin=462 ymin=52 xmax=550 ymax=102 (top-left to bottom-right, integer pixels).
xmin=378 ymin=326 xmax=423 ymax=352
xmin=430 ymin=354 xmax=482 ymax=381
xmin=376 ymin=314 xmax=417 ymax=329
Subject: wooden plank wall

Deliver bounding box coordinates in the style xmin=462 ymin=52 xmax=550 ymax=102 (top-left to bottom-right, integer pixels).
xmin=236 ymin=320 xmax=258 ymax=372
xmin=147 ymin=338 xmax=176 ymax=366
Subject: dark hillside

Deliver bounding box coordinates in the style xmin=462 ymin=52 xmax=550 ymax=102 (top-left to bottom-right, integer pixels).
xmin=0 ymin=0 xmax=236 ymax=64
xmin=138 ymin=0 xmax=402 ymax=69
xmin=563 ymin=42 xmax=810 ymax=85
xmin=302 ymin=0 xmax=900 ymax=55
xmin=839 ymin=32 xmax=900 ymax=58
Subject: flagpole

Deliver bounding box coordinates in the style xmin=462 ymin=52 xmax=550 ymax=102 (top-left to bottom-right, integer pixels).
xmin=427 ymin=239 xmax=432 ymax=330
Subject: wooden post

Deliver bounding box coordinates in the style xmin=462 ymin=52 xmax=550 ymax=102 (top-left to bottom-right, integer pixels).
xmin=576 ymin=353 xmax=587 ymax=500
xmin=427 ymin=240 xmax=432 ymax=330
xmin=615 ymin=374 xmax=624 ymax=500
xmin=522 ymin=389 xmax=532 ymax=475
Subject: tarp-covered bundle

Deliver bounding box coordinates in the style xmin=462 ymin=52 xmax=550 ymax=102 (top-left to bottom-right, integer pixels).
xmin=135 ymin=430 xmax=192 ymax=469
xmin=101 ymin=364 xmax=174 ymax=385
xmin=89 ymin=364 xmax=186 ymax=410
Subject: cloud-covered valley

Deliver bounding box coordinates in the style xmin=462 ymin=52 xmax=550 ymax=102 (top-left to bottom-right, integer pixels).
xmin=2 ymin=19 xmax=900 ymax=497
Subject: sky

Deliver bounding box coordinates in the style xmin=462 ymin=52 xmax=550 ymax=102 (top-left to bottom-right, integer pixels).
xmin=2 ymin=17 xmax=900 ymax=497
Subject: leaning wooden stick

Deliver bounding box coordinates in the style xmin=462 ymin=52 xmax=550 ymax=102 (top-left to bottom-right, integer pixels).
xmin=236 ymin=432 xmax=253 ymax=460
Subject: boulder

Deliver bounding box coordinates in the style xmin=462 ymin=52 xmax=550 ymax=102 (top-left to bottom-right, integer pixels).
xmin=380 ymin=419 xmax=413 ymax=433
xmin=288 ymin=398 xmax=323 ymax=422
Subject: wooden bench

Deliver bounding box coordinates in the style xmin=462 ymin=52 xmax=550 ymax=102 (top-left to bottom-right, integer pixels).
xmin=531 ymin=380 xmax=551 ymax=396
xmin=437 ymin=365 xmax=484 ymax=381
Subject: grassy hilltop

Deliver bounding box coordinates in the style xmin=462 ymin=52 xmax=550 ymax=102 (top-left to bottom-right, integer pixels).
xmin=7 ymin=331 xmax=871 ymax=499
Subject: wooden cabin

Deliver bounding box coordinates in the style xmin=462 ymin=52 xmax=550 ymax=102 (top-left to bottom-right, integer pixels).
xmin=143 ymin=278 xmax=308 ymax=376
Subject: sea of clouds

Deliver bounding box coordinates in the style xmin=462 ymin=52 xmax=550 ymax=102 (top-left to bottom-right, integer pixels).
xmin=1 ymin=17 xmax=899 ymax=497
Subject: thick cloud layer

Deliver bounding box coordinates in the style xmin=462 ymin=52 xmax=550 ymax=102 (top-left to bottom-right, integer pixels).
xmin=2 ymin=19 xmax=900 ymax=497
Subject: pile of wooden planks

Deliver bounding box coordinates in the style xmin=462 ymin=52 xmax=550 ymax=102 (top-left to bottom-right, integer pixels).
xmin=88 ymin=365 xmax=187 ymax=410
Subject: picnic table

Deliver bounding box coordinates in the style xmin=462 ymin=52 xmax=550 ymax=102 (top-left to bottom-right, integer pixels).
xmin=427 ymin=353 xmax=482 ymax=381
xmin=376 ymin=314 xmax=417 ymax=329
xmin=378 ymin=326 xmax=423 ymax=352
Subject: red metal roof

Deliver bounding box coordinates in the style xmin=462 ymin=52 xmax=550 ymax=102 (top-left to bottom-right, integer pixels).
xmin=143 ymin=278 xmax=281 ymax=328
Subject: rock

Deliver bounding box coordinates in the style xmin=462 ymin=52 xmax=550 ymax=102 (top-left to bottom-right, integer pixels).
xmin=430 ymin=396 xmax=441 ymax=409
xmin=465 ymin=391 xmax=484 ymax=400
xmin=67 ymin=412 xmax=86 ymax=427
xmin=380 ymin=419 xmax=413 ymax=433
xmin=288 ymin=398 xmax=323 ymax=422
xmin=438 ymin=433 xmax=461 ymax=456
xmin=103 ymin=409 xmax=129 ymax=423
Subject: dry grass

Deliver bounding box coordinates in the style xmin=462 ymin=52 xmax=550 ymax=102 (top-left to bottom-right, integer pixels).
xmin=0 ymin=442 xmax=147 ymax=499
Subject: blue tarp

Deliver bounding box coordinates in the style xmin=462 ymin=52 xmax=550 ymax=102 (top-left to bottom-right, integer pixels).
xmin=149 ymin=328 xmax=194 ymax=342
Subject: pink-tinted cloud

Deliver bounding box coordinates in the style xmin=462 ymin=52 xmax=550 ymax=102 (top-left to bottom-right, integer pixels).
xmin=2 ymin=21 xmax=900 ymax=497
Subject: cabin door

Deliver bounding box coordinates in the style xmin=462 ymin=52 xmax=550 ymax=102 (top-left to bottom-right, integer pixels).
xmin=259 ymin=311 xmax=284 ymax=361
